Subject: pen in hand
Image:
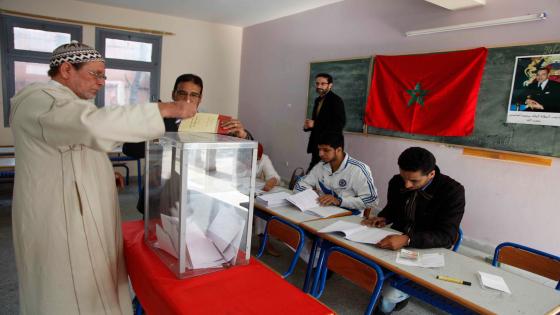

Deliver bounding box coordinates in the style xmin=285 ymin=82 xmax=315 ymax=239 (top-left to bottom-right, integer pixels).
xmin=436 ymin=275 xmax=471 ymax=286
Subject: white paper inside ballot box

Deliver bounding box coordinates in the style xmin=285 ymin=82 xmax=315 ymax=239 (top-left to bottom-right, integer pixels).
xmin=185 ymin=219 xmax=226 ymax=269
xmin=206 ymin=207 xmax=247 ymax=263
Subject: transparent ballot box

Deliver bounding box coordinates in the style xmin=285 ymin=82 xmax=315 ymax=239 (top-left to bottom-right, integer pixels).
xmin=144 ymin=132 xmax=257 ymax=279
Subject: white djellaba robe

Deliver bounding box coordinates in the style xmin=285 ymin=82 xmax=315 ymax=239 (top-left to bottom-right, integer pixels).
xmin=10 ymin=81 xmax=165 ymax=315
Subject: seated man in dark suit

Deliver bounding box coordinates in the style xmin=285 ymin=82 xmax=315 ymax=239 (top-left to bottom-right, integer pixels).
xmin=362 ymin=147 xmax=465 ymax=315
xmin=524 ymin=67 xmax=560 ymax=113
xmin=123 ymin=73 xmax=253 ymax=214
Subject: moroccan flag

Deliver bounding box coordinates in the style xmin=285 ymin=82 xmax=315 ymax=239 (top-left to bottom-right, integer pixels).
xmin=365 ymin=47 xmax=488 ymax=136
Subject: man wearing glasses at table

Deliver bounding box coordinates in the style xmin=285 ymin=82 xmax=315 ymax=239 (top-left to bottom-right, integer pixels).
xmin=123 ymin=73 xmax=254 ymax=214
xmin=171 ymin=74 xmax=253 ymax=138
xmin=124 ymin=73 xmax=253 ymax=156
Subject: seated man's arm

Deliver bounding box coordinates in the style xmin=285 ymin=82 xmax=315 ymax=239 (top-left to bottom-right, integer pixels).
xmin=339 ymin=164 xmax=378 ymax=212
xmin=293 ymin=165 xmax=320 ymax=192
xmin=221 ymin=118 xmax=253 ymax=140
xmin=409 ymin=183 xmax=465 ymax=249
xmin=261 ymin=155 xmax=281 ymax=191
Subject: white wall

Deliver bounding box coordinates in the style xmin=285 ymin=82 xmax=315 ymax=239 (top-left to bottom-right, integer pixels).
xmin=0 ymin=0 xmax=243 ymax=145
xmin=239 ymin=0 xmax=560 ymax=254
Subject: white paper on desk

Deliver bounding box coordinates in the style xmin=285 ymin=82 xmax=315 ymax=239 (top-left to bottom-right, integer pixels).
xmin=287 ymin=190 xmax=348 ymax=218
xmin=478 ymin=271 xmax=511 ymax=294
xmin=318 ymin=220 xmax=399 ymax=244
xmin=255 ymin=191 xmax=291 ymax=207
xmin=305 ymin=206 xmax=348 ymax=218
xmin=396 ymin=253 xmax=445 ymax=268
xmin=185 ymin=220 xmax=225 ymax=269
xmin=286 ymin=189 xmax=320 ymax=210
xmin=255 ymin=180 xmax=268 ymax=195
xmin=255 ymin=186 xmax=286 ymax=196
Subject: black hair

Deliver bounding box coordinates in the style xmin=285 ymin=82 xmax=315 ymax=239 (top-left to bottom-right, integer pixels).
xmin=173 ymin=74 xmax=203 ymax=93
xmin=317 ymin=132 xmax=344 ymax=150
xmin=398 ymin=147 xmax=436 ymax=174
xmin=315 ymin=73 xmax=333 ymax=84
xmin=537 ymin=67 xmax=550 ymax=74
xmin=47 ymin=62 xmax=85 ymax=78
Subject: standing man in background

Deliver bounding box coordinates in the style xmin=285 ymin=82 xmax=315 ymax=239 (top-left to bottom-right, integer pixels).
xmin=304 ymin=73 xmax=346 ymax=172
xmin=10 ymin=41 xmax=196 ymax=314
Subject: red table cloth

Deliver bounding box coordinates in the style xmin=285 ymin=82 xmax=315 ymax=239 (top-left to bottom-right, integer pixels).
xmin=122 ymin=220 xmax=334 ymax=315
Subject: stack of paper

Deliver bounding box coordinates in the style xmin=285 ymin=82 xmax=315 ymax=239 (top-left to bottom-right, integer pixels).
xmin=286 ymin=189 xmax=349 ymax=218
xmin=395 ymin=250 xmax=445 ymax=268
xmin=255 ymin=191 xmax=291 ymax=207
xmin=478 ymin=271 xmax=511 ymax=294
xmin=318 ymin=220 xmax=400 ymax=244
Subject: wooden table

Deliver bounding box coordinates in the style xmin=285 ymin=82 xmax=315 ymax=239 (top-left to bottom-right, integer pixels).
xmin=301 ymin=216 xmax=560 ymax=315
xmin=122 ymin=220 xmax=334 ymax=315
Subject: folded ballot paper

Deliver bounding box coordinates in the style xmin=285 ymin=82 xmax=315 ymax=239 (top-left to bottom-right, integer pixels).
xmin=318 ymin=220 xmax=400 ymax=244
xmin=478 ymin=271 xmax=511 ymax=294
xmin=286 ymin=189 xmax=349 ymax=218
xmin=178 ymin=113 xmax=232 ymax=134
xmin=255 ymin=191 xmax=291 ymax=207
xmin=395 ymin=249 xmax=445 ymax=268
xmin=155 ymin=208 xmax=246 ymax=269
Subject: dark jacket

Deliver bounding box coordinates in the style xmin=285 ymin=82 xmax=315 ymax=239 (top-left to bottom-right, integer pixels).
xmin=122 ymin=118 xmax=179 ymax=159
xmin=524 ymin=79 xmax=560 ymax=113
xmin=378 ymin=167 xmax=465 ymax=249
xmin=305 ymin=91 xmax=346 ymax=153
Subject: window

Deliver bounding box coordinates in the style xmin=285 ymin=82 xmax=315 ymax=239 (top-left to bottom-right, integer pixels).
xmin=0 ymin=15 xmax=82 ymax=126
xmin=95 ymin=28 xmax=161 ymax=107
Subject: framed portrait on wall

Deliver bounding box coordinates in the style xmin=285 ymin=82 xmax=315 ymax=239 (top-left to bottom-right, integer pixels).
xmin=506 ymin=54 xmax=560 ymax=126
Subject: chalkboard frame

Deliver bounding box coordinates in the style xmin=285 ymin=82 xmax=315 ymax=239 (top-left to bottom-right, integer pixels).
xmin=364 ymin=43 xmax=560 ymax=158
xmin=306 ymin=56 xmax=373 ymax=134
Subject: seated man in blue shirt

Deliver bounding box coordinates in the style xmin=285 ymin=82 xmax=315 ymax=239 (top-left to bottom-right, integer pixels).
xmin=295 ymin=131 xmax=378 ymax=215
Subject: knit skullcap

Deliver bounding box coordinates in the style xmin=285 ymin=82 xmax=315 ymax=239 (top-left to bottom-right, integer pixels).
xmin=50 ymin=40 xmax=105 ymax=67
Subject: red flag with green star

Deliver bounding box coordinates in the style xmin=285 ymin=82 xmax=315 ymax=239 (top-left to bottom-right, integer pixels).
xmin=365 ymin=47 xmax=487 ymax=136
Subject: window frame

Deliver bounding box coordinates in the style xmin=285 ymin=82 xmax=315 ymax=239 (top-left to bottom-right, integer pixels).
xmin=0 ymin=15 xmax=82 ymax=126
xmin=95 ymin=28 xmax=162 ymax=107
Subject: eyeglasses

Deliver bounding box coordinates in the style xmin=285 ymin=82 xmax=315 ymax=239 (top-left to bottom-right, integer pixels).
xmin=87 ymin=71 xmax=107 ymax=80
xmin=175 ymin=90 xmax=201 ymax=99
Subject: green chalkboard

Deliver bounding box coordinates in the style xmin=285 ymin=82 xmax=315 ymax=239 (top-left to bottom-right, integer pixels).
xmin=366 ymin=43 xmax=560 ymax=158
xmin=307 ymin=57 xmax=372 ymax=133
